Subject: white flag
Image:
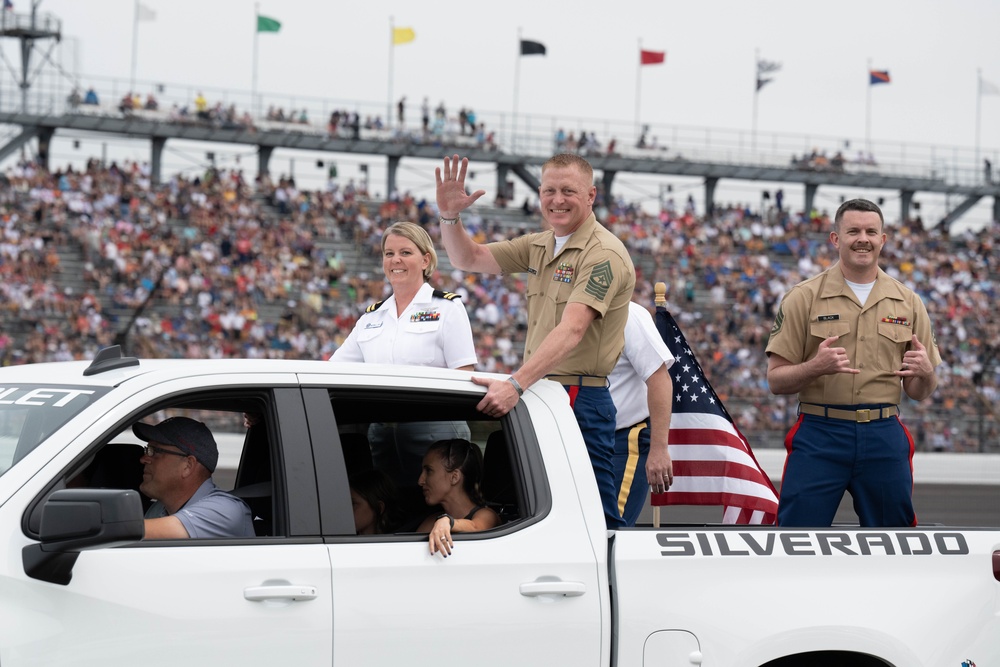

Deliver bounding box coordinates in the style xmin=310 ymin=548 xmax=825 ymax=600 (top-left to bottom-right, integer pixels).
xmin=137 ymin=3 xmax=156 ymax=21
xmin=982 ymin=78 xmax=1000 ymax=96
xmin=757 ymin=59 xmax=781 ymax=74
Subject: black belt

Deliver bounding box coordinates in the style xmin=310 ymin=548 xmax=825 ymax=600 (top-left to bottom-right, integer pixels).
xmin=799 ymin=403 xmax=898 ymax=423
xmin=546 ymin=375 xmax=608 ymax=388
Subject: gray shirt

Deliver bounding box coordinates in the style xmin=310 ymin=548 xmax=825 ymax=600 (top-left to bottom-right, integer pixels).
xmin=145 ymin=479 xmax=255 ymax=538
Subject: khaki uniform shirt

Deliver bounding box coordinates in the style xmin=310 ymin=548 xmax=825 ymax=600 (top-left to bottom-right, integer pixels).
xmin=765 ymin=263 xmax=941 ymax=406
xmin=488 ymin=213 xmax=635 ymax=376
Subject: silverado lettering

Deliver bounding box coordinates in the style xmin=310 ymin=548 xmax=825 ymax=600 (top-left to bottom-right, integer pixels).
xmin=656 ymin=531 xmax=970 ymax=556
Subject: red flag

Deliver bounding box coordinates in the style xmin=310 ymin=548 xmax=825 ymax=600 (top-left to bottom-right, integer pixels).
xmin=650 ymin=308 xmax=779 ymax=524
xmin=640 ymin=49 xmax=665 ymax=66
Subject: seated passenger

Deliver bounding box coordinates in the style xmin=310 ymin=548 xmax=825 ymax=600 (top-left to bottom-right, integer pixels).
xmin=133 ymin=416 xmax=255 ymax=539
xmin=350 ymin=469 xmax=402 ymax=535
xmin=417 ymin=439 xmax=500 ymax=556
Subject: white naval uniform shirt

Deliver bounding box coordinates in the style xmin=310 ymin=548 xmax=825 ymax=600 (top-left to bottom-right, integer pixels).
xmin=607 ymin=301 xmax=676 ymax=430
xmin=332 ymin=282 xmax=477 ymax=369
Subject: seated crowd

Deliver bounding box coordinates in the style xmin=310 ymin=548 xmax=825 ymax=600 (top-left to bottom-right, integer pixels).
xmin=0 ymin=157 xmax=996 ymax=453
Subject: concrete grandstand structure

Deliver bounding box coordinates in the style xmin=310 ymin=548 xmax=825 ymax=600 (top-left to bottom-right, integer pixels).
xmin=0 ymin=5 xmax=996 ymax=464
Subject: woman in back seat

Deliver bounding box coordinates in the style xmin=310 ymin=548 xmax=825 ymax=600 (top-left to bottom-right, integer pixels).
xmin=417 ymin=439 xmax=500 ymax=557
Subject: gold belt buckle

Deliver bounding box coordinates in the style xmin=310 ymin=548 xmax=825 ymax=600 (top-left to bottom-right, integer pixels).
xmin=856 ymin=409 xmax=871 ymax=423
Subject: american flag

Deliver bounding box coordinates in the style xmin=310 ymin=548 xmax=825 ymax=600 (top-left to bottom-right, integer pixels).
xmin=650 ymin=307 xmax=779 ymax=524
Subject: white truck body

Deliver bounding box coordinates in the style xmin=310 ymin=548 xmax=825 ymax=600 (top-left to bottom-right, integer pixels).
xmin=0 ymin=353 xmax=997 ymax=666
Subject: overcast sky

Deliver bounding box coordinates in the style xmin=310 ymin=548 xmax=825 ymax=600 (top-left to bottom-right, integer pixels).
xmin=7 ymin=0 xmax=1000 ymax=226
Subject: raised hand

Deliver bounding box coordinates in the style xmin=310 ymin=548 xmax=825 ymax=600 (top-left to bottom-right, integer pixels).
xmin=435 ymin=154 xmax=486 ymax=218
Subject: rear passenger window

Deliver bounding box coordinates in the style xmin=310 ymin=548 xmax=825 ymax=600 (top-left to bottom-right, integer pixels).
xmin=328 ymin=389 xmax=537 ymax=537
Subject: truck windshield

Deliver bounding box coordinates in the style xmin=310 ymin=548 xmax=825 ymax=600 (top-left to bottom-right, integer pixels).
xmin=0 ymin=384 xmax=108 ymax=478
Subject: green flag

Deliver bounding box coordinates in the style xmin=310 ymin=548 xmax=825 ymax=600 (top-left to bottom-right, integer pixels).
xmin=257 ymin=15 xmax=281 ymax=33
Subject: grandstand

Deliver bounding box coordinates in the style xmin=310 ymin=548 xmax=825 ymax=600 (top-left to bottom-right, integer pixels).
xmin=0 ymin=155 xmax=997 ymax=456
xmin=0 ymin=6 xmax=996 ymax=457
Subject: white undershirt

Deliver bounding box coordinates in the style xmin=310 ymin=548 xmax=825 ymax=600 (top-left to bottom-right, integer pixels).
xmin=553 ymin=234 xmax=571 ymax=255
xmin=846 ymin=278 xmax=875 ymax=305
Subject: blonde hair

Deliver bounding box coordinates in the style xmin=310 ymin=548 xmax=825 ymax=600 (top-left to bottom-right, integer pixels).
xmin=541 ymin=153 xmax=594 ymax=182
xmin=382 ymin=221 xmax=438 ymax=281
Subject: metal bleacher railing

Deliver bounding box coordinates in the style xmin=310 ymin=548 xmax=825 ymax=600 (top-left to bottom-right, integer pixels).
xmin=1 ymin=70 xmax=997 ymax=191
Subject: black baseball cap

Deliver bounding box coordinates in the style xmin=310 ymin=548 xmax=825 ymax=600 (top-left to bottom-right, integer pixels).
xmin=132 ymin=416 xmax=219 ymax=473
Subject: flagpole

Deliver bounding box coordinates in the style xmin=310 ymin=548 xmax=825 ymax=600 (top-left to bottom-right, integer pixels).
xmin=512 ymin=28 xmax=522 ymax=152
xmin=388 ymin=17 xmax=395 ymax=131
xmin=652 ymin=281 xmax=667 ymax=529
xmin=635 ymin=39 xmax=642 ymax=139
xmin=252 ymin=4 xmax=260 ymax=118
xmin=130 ymin=0 xmax=140 ymax=95
xmin=865 ymin=58 xmax=872 ymax=156
xmin=752 ymin=49 xmax=759 ymax=155
xmin=976 ymin=68 xmax=983 ymax=172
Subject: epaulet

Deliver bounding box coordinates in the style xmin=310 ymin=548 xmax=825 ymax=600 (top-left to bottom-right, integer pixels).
xmin=432 ymin=290 xmax=461 ymax=301
xmin=365 ymin=300 xmax=386 ymax=313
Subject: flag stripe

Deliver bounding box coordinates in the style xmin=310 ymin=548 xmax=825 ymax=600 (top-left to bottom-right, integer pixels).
xmin=651 ymin=307 xmax=779 ymax=525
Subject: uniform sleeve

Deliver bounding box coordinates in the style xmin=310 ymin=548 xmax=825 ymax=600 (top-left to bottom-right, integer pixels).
xmin=909 ymin=292 xmax=942 ymax=367
xmin=442 ymin=298 xmax=478 ymax=369
xmin=627 ymin=307 xmax=675 ymax=381
xmin=487 ymin=234 xmax=537 ymax=274
xmin=765 ymin=286 xmax=810 ymax=364
xmin=330 ymin=318 xmax=365 ymax=362
xmin=176 ymin=493 xmax=254 ymax=538
xmin=567 ymin=245 xmax=632 ymax=318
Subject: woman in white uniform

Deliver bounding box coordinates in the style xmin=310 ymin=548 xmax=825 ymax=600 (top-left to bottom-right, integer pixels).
xmin=332 ymin=221 xmax=477 ymax=484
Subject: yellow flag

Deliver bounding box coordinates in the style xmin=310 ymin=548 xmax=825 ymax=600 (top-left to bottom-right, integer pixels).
xmin=393 ymin=27 xmax=415 ymax=45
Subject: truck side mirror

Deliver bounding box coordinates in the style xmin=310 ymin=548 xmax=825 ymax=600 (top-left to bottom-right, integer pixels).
xmin=22 ymin=489 xmax=145 ymax=585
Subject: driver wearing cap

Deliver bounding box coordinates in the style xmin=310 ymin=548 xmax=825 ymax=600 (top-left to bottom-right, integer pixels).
xmin=134 ymin=416 xmax=255 ymax=539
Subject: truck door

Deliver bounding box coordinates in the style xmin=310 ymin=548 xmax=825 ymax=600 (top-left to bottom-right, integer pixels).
xmin=302 ymin=382 xmax=607 ymax=667
xmin=0 ymin=385 xmax=335 ymax=667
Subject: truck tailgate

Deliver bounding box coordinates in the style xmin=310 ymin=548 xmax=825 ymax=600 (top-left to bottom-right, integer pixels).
xmin=611 ymin=527 xmax=1000 ymax=667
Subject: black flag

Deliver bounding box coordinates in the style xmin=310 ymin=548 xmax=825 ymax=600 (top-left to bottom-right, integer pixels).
xmin=520 ymin=39 xmax=546 ymax=56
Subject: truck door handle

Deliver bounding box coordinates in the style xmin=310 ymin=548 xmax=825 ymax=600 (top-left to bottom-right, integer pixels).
xmin=519 ymin=580 xmax=586 ymax=597
xmin=244 ymin=585 xmax=318 ymax=601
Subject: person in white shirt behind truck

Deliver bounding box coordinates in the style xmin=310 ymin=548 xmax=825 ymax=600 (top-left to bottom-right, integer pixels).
xmin=608 ymin=301 xmax=675 ymax=526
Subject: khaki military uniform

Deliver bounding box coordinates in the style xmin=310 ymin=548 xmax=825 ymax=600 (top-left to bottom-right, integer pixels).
xmin=766 ymin=264 xmax=941 ymax=405
xmin=766 ymin=262 xmax=942 ymax=528
xmin=488 ymin=212 xmax=635 ymax=529
xmin=487 ymin=213 xmax=634 ymax=376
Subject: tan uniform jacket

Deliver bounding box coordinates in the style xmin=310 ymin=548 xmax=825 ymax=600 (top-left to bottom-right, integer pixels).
xmin=765 ymin=263 xmax=941 ymax=405
xmin=488 ymin=213 xmax=635 ymax=376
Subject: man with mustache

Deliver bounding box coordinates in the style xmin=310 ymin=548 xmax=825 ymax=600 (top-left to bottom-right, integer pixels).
xmin=765 ymin=198 xmax=940 ymax=527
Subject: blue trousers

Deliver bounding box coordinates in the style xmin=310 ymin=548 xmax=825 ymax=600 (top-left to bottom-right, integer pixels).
xmin=777 ymin=410 xmax=916 ymax=527
xmin=613 ymin=421 xmax=650 ymax=527
xmin=566 ymin=385 xmax=624 ymax=529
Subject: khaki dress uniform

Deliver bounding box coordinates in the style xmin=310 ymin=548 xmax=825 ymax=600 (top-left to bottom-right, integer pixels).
xmin=766 ymin=264 xmax=941 ymax=526
xmin=488 ymin=213 xmax=635 ymax=528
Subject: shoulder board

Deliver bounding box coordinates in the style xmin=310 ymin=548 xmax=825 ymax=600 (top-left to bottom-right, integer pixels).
xmin=365 ymin=300 xmax=385 ymax=313
xmin=432 ymin=290 xmax=461 ymax=301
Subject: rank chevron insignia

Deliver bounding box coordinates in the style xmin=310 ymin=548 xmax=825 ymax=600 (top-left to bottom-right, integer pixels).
xmin=585 ymin=261 xmax=613 ymax=300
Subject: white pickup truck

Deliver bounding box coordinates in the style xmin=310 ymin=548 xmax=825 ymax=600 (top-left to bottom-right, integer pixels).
xmin=1 ymin=348 xmax=998 ymax=666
